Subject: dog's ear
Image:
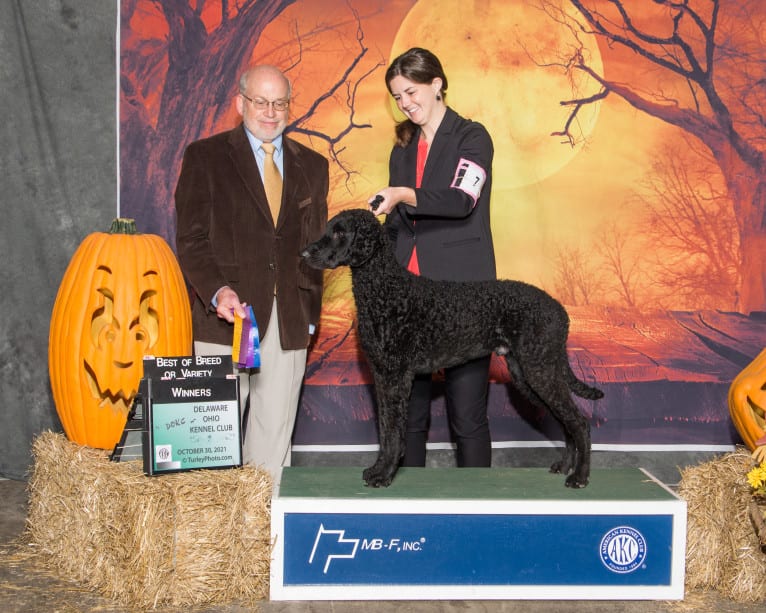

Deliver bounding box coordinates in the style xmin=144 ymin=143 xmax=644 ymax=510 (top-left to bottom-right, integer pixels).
xmin=345 ymin=210 xmax=385 ymax=267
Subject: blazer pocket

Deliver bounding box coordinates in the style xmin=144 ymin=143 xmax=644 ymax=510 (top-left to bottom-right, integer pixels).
xmin=297 ymin=262 xmax=318 ymax=289
xmin=443 ymin=236 xmax=480 ymax=248
xmin=297 ymin=272 xmax=312 ymax=290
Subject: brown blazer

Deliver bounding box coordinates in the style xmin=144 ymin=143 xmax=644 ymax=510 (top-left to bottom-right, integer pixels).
xmin=174 ymin=124 xmax=329 ymax=350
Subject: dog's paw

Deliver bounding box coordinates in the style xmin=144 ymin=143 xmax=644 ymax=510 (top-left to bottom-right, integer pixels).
xmin=549 ymin=459 xmax=571 ymax=475
xmin=565 ymin=473 xmax=589 ymax=488
xmin=363 ymin=464 xmax=395 ymax=487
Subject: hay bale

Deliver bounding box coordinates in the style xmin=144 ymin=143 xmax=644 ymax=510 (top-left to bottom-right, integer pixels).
xmin=26 ymin=431 xmax=271 ymax=608
xmin=678 ymin=448 xmax=766 ymax=602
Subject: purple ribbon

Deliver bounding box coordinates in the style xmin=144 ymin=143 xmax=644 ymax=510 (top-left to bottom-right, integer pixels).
xmin=233 ymin=305 xmax=260 ymax=368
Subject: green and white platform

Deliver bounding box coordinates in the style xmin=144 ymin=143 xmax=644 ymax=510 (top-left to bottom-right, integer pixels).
xmin=270 ymin=466 xmax=686 ymax=601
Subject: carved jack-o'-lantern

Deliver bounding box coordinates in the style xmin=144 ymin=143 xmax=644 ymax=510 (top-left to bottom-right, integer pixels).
xmin=48 ymin=219 xmax=192 ymax=449
xmin=728 ymin=347 xmax=766 ymax=451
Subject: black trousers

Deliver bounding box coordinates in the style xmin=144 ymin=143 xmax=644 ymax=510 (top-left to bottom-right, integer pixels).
xmin=401 ymin=354 xmax=492 ymax=467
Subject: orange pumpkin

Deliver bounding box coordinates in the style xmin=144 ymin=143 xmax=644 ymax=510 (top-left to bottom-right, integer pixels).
xmin=728 ymin=347 xmax=766 ymax=451
xmin=48 ymin=218 xmax=192 ymax=449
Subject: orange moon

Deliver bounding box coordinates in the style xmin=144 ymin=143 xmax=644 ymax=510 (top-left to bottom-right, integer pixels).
xmin=389 ymin=0 xmax=604 ymax=190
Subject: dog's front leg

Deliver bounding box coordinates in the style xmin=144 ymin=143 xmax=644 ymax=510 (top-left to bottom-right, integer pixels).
xmin=362 ymin=369 xmax=412 ymax=487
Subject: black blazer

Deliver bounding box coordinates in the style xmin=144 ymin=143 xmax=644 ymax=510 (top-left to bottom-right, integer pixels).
xmin=384 ymin=107 xmax=496 ymax=282
xmin=175 ymin=124 xmax=329 ymax=349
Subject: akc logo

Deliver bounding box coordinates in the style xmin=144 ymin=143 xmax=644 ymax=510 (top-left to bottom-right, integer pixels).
xmin=600 ymin=526 xmax=647 ymax=574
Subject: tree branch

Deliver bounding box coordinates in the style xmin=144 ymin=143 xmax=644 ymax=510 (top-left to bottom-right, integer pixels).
xmin=287 ymin=2 xmax=384 ymax=184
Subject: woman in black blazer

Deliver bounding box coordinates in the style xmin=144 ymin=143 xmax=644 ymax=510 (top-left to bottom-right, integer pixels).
xmin=369 ymin=47 xmax=496 ymax=468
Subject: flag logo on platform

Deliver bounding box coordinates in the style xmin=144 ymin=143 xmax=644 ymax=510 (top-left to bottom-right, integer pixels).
xmin=599 ymin=526 xmax=647 ymax=574
xmin=308 ymin=524 xmax=360 ymax=573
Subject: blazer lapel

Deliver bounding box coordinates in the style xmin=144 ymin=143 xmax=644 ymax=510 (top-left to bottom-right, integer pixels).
xmin=422 ymin=107 xmax=456 ymax=187
xmin=280 ymin=137 xmax=307 ymax=229
xmin=394 ymin=137 xmax=419 ymax=233
xmin=227 ymin=125 xmax=273 ymax=224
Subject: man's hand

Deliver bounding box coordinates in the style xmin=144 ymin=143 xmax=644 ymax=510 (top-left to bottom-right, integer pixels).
xmin=214 ymin=286 xmax=247 ymax=323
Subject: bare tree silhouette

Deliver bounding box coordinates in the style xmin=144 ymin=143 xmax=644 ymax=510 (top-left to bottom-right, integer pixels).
xmin=551 ymin=141 xmax=737 ymax=310
xmin=532 ymin=0 xmax=766 ymax=314
xmin=551 ymin=245 xmax=601 ymax=306
xmin=119 ymin=0 xmax=382 ymax=242
xmin=594 ymin=218 xmax=641 ymax=308
xmin=636 ymin=140 xmax=740 ymax=310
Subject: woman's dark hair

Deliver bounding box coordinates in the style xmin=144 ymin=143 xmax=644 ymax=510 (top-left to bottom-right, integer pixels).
xmin=385 ymin=47 xmax=448 ymax=147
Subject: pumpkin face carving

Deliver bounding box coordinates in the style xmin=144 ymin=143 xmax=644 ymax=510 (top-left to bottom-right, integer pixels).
xmin=728 ymin=347 xmax=766 ymax=451
xmin=49 ymin=219 xmax=192 ymax=449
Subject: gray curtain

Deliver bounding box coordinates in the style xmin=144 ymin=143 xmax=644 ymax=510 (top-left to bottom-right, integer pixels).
xmin=0 ymin=0 xmax=116 ymax=479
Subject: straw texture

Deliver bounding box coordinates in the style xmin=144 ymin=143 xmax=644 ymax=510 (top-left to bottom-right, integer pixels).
xmin=25 ymin=433 xmax=766 ymax=606
xmin=679 ymin=448 xmax=766 ymax=602
xmin=26 ymin=431 xmax=271 ymax=608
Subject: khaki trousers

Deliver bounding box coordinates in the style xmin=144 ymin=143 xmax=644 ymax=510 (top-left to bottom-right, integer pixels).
xmin=194 ymin=299 xmax=306 ymax=484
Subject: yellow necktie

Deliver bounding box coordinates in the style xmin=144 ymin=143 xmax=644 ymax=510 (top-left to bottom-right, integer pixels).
xmin=261 ymin=142 xmax=282 ymax=224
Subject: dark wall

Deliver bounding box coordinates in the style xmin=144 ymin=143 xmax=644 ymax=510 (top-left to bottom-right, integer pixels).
xmin=0 ymin=1 xmax=116 ymax=479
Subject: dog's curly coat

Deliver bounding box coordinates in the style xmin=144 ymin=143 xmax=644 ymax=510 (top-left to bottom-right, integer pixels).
xmin=303 ymin=209 xmax=603 ymax=488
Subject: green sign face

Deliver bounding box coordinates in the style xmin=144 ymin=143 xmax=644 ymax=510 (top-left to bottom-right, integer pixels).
xmin=148 ymin=376 xmax=242 ymax=473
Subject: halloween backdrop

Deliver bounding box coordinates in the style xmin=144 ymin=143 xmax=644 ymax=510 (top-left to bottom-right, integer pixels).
xmin=2 ymin=1 xmax=765 ymax=480
xmin=118 ymin=0 xmax=766 ymax=454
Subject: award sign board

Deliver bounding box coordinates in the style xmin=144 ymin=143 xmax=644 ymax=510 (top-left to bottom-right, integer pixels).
xmin=142 ymin=354 xmax=233 ymax=381
xmin=139 ymin=355 xmax=243 ymax=475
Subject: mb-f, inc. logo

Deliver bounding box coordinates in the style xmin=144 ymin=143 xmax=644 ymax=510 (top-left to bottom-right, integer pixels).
xmin=600 ymin=526 xmax=647 ymax=574
xmin=308 ymin=523 xmax=426 ymax=573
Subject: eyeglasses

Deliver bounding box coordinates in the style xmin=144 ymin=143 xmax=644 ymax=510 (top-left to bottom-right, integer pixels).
xmin=240 ymin=93 xmax=289 ymax=112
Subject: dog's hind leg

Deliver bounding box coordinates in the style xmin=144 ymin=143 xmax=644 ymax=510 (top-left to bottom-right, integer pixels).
xmin=547 ymin=404 xmax=589 ymax=487
xmin=504 ymin=353 xmax=539 ymax=403
xmin=505 ymin=354 xmax=580 ymax=483
xmin=506 ymin=354 xmax=591 ymax=487
xmin=524 ymin=360 xmax=591 ymax=488
xmin=362 ymin=368 xmax=413 ymax=487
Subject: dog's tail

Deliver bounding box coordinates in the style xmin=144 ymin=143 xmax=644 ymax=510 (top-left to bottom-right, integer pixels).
xmin=566 ymin=364 xmax=604 ymax=400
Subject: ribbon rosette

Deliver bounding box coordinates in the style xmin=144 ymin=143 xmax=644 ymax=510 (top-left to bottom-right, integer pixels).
xmin=232 ymin=305 xmax=260 ymax=368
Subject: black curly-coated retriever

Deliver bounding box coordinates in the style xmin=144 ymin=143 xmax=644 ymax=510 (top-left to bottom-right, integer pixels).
xmin=302 ymin=208 xmax=603 ymax=488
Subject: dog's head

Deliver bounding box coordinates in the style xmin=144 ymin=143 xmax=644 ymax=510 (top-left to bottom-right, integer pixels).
xmin=302 ymin=208 xmax=385 ymax=270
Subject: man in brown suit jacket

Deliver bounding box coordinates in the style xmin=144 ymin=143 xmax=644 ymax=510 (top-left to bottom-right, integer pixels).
xmin=175 ymin=65 xmax=329 ymax=483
